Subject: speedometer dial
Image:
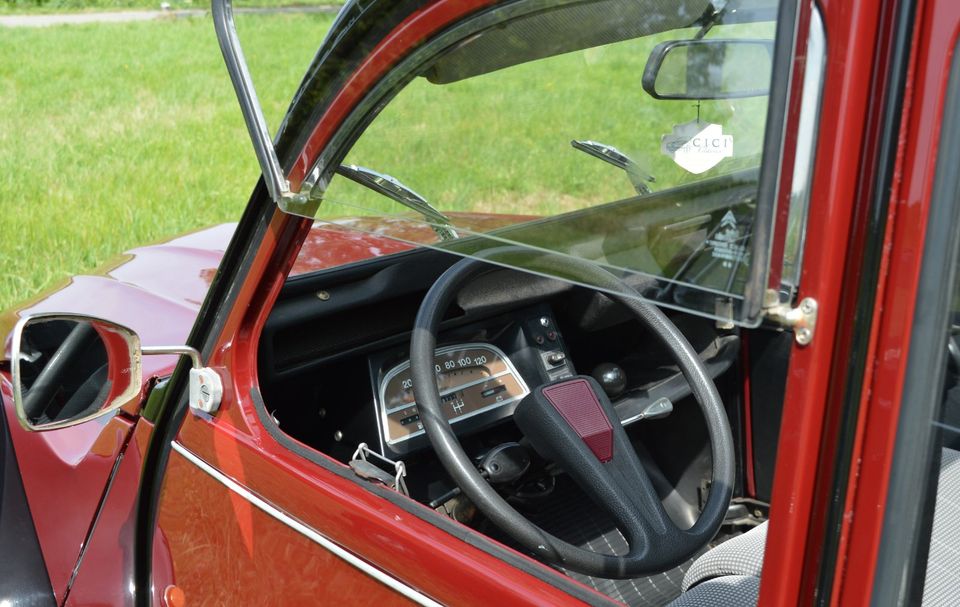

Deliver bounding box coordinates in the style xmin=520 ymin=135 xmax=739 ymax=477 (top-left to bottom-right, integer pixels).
xmin=378 ymin=344 xmax=529 ymax=446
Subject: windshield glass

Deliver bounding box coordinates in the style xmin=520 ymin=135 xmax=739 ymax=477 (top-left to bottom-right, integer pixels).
xmin=293 ymin=0 xmax=791 ymax=326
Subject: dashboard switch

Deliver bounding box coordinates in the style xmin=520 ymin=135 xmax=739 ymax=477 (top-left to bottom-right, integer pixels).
xmin=547 ymin=352 xmax=566 ymax=366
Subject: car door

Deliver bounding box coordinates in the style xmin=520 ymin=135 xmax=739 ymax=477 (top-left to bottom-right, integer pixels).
xmin=819 ymin=0 xmax=960 ymax=603
xmin=136 ymin=0 xmax=813 ymax=605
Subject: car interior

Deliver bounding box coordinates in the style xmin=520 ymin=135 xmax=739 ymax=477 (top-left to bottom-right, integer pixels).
xmin=251 ymin=0 xmax=795 ymax=604
xmin=257 ymin=239 xmax=789 ymax=605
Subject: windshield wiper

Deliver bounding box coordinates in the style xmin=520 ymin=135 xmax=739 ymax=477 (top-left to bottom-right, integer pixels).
xmin=571 ymin=140 xmax=655 ymax=195
xmin=335 ymin=164 xmax=459 ymax=241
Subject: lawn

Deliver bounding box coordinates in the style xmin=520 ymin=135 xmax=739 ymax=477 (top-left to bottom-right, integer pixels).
xmin=0 ymin=1 xmax=341 ymax=14
xmin=0 ymin=12 xmax=331 ymax=311
xmin=0 ymin=12 xmax=773 ymax=312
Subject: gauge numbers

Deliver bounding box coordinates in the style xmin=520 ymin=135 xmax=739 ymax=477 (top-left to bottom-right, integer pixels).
xmin=378 ymin=344 xmax=528 ymax=445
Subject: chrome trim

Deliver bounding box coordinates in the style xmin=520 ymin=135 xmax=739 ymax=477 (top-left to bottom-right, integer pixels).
xmin=211 ymin=0 xmax=313 ymax=210
xmin=169 ymin=441 xmax=443 ymax=607
xmin=781 ymin=7 xmax=826 ymax=295
xmin=383 ymin=369 xmax=512 ymax=415
xmin=10 ymin=313 xmax=143 ymax=432
xmin=376 ymin=343 xmax=530 ymax=446
xmin=141 ymin=345 xmax=202 ymax=369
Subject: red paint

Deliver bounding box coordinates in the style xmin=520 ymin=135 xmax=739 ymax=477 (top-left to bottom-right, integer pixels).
xmin=291 ymin=213 xmax=529 ymax=276
xmin=832 ymin=1 xmax=960 ymax=603
xmin=759 ymin=0 xmax=889 ymax=604
xmin=66 ymin=419 xmax=169 ymax=607
xmin=1 ymin=374 xmax=135 ymax=602
xmin=158 ymin=446 xmax=420 ymax=606
xmin=542 ymin=379 xmax=614 ymax=463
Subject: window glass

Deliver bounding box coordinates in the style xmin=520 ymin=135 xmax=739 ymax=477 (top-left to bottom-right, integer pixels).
xmin=294 ymin=0 xmax=792 ymax=326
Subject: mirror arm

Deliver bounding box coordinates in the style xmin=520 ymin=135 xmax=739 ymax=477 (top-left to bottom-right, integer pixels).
xmin=141 ymin=345 xmax=223 ymax=414
xmin=142 ymin=345 xmax=202 ymax=369
xmin=694 ymin=0 xmax=727 ymax=40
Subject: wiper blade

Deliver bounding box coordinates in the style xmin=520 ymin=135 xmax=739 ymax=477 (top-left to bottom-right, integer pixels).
xmin=335 ymin=164 xmax=459 ymax=241
xmin=571 ymin=140 xmax=655 ymax=195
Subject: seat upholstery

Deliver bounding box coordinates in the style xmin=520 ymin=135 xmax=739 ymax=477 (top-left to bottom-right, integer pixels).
xmin=668 ymin=575 xmax=760 ymax=607
xmin=681 ymin=522 xmax=768 ymax=592
xmin=922 ymin=448 xmax=960 ymax=606
xmin=668 ymin=447 xmax=960 ymax=606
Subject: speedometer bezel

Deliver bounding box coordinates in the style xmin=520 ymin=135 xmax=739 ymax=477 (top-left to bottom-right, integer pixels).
xmin=375 ymin=342 xmax=530 ymax=452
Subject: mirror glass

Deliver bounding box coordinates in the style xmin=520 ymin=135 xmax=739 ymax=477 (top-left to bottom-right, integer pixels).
xmin=644 ymin=39 xmax=773 ymax=100
xmin=11 ymin=315 xmax=141 ymax=431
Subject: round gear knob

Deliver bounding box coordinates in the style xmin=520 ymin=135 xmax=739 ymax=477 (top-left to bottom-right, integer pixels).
xmin=591 ymin=362 xmax=627 ymax=398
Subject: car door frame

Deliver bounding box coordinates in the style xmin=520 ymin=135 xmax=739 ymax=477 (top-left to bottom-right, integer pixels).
xmin=130 ymin=0 xmax=849 ymax=605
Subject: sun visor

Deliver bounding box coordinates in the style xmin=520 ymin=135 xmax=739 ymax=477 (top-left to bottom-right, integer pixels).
xmin=423 ymin=0 xmax=712 ymax=84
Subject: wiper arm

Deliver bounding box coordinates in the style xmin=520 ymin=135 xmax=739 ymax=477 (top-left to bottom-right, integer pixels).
xmin=571 ymin=140 xmax=655 ymax=195
xmin=335 ymin=164 xmax=459 ymax=241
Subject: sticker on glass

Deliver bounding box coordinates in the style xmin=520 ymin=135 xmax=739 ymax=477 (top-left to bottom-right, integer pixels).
xmin=661 ymin=121 xmax=733 ymax=174
xmin=707 ymin=210 xmax=748 ymax=268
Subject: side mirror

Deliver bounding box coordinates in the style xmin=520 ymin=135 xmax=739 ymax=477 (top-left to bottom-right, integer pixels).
xmin=10 ymin=314 xmax=141 ymax=431
xmin=642 ymin=38 xmax=773 ymax=100
xmin=9 ymin=314 xmax=222 ymax=431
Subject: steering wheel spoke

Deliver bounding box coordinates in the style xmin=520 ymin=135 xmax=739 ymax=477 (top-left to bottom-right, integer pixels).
xmin=514 ymin=376 xmax=687 ymax=560
xmin=411 ymin=253 xmax=734 ymax=578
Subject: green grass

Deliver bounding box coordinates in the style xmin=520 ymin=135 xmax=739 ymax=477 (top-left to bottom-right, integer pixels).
xmin=0 ymin=13 xmax=331 ymax=310
xmin=1 ymin=1 xmax=341 ymax=14
xmin=327 ymin=24 xmax=771 ymax=216
xmin=0 ymin=14 xmax=774 ymax=312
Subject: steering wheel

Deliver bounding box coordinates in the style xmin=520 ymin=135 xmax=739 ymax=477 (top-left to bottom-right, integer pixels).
xmin=411 ymin=254 xmax=734 ymax=578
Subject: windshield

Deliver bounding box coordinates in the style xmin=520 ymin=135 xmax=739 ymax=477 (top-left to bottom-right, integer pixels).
xmin=293 ymin=0 xmax=792 ymax=326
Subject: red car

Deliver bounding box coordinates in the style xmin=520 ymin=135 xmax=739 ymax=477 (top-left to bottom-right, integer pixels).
xmin=1 ymin=0 xmax=957 ymax=605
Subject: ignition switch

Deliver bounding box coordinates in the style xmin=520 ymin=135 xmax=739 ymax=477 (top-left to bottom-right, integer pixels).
xmin=478 ymin=442 xmax=531 ymax=484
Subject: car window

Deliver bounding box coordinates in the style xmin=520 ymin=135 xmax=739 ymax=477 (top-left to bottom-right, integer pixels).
xmin=294 ymin=0 xmax=796 ymax=327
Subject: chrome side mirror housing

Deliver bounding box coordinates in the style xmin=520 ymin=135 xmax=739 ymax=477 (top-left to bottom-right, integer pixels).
xmin=8 ymin=313 xmax=222 ymax=432
xmin=10 ymin=314 xmax=142 ymax=431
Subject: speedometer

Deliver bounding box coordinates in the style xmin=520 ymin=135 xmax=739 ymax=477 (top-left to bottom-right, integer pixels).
xmin=377 ymin=343 xmax=529 ymax=446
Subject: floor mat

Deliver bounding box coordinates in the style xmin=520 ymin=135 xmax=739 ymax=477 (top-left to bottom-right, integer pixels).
xmin=509 ymin=479 xmax=702 ymax=606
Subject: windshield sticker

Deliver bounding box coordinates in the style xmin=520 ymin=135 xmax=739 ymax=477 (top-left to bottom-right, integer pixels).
xmin=707 ymin=211 xmax=748 ymax=268
xmin=661 ymin=121 xmax=734 ymax=174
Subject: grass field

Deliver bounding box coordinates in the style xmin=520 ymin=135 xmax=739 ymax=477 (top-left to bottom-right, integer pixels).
xmin=0 ymin=13 xmax=773 ymax=312
xmin=0 ymin=1 xmax=341 ymax=14
xmin=0 ymin=13 xmax=332 ymax=310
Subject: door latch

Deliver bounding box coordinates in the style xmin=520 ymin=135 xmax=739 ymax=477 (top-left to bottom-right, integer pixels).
xmin=763 ymin=289 xmax=818 ymax=346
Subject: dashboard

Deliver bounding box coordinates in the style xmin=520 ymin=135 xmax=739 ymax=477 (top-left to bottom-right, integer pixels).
xmin=368 ymin=305 xmax=574 ymax=457
xmin=377 ymin=344 xmax=530 ymax=447
xmin=259 ymin=249 xmax=741 ymax=506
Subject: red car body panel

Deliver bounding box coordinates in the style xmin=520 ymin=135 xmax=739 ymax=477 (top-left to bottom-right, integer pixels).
xmin=758 ymin=0 xmax=892 ymax=602
xmin=832 ymin=0 xmax=960 ymax=603
xmin=0 ymin=211 xmax=527 ymax=605
xmin=2 ymin=0 xmax=954 ymax=604
xmin=62 ymin=419 xmax=154 ymax=607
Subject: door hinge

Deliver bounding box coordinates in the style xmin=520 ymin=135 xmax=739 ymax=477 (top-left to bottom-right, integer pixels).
xmin=762 ymin=289 xmax=818 ymax=346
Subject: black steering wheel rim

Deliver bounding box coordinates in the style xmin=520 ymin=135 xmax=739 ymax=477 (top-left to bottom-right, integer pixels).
xmin=411 ymin=253 xmax=734 ymax=578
